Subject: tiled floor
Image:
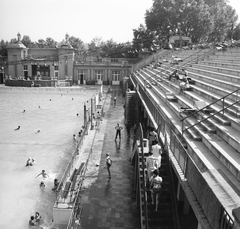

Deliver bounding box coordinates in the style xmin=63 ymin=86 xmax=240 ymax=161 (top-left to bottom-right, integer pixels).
xmin=80 ymin=88 xmax=141 ymax=229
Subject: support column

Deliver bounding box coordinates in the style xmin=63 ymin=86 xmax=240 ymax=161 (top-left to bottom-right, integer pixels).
xmin=197 ymin=222 xmax=202 ymax=229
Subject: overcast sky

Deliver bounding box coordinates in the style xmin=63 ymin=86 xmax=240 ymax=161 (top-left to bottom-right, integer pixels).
xmin=0 ymin=0 xmax=239 ymax=44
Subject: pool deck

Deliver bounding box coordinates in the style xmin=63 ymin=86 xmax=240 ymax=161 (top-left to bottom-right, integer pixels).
xmin=79 ymin=89 xmax=141 ymax=229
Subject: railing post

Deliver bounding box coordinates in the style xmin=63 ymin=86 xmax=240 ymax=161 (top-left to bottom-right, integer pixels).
xmin=222 ymin=98 xmax=225 ymax=116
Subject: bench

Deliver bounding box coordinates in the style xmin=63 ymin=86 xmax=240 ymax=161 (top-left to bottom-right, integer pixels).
xmin=69 ymin=168 xmax=77 ymax=182
xmin=62 ymin=181 xmax=71 ymax=199
xmin=166 ymin=92 xmax=177 ymax=102
xmin=76 ymin=162 xmax=85 ymax=175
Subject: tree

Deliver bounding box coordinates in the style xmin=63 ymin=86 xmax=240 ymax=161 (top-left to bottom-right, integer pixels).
xmin=208 ymin=2 xmax=238 ymax=42
xmin=132 ymin=24 xmax=155 ymax=52
xmin=0 ymin=40 xmax=8 ymax=58
xmin=45 ymin=37 xmax=57 ymax=48
xmin=233 ymin=23 xmax=240 ymax=40
xmin=68 ymin=36 xmax=86 ymax=56
xmin=21 ymin=35 xmax=35 ymax=48
xmin=37 ymin=39 xmax=46 ymax=48
xmin=88 ymin=37 xmax=104 ymax=56
xmin=137 ymin=0 xmax=238 ymax=45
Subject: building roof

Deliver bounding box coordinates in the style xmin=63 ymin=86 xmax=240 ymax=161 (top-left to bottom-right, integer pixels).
xmin=169 ymin=36 xmax=191 ymax=43
xmin=8 ymin=41 xmax=26 ymax=49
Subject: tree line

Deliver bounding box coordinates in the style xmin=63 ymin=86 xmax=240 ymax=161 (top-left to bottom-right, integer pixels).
xmin=1 ymin=0 xmax=240 ymax=59
xmin=0 ymin=35 xmax=138 ymax=60
xmin=133 ymin=0 xmax=240 ymax=51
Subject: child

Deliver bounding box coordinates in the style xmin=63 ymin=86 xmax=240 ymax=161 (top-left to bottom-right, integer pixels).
xmin=106 ymin=153 xmax=112 ymax=178
xmin=36 ymin=170 xmax=49 ymax=178
xmin=39 ymin=181 xmax=45 ymax=189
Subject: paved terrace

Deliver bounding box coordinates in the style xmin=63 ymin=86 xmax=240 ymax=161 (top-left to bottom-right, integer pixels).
xmin=79 ymin=87 xmax=141 ymax=229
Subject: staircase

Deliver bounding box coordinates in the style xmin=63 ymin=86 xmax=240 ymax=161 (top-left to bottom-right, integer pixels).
xmin=146 ymin=152 xmax=177 ymax=229
xmin=130 ymin=46 xmax=240 ymax=229
xmin=125 ymin=90 xmax=139 ymax=126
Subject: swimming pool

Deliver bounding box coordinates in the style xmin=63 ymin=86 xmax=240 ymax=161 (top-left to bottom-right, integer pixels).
xmin=0 ymin=86 xmax=100 ymax=229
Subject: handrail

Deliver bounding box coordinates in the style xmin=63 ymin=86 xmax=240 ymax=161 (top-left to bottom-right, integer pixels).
xmin=183 ymin=98 xmax=240 ymax=134
xmin=139 ymin=123 xmax=149 ymax=229
xmin=181 ymin=88 xmax=240 ymax=123
xmin=163 ymin=128 xmax=181 ymax=229
xmin=143 ymin=48 xmax=215 ymax=85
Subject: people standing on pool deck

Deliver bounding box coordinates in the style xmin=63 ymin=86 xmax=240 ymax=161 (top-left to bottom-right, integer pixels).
xmin=36 ymin=170 xmax=49 ymax=178
xmin=106 ymin=153 xmax=112 ymax=178
xmin=15 ymin=126 xmax=20 ymax=130
xmin=115 ymin=123 xmax=123 ymax=140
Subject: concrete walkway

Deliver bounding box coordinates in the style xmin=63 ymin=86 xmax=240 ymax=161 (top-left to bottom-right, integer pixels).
xmin=80 ymin=88 xmax=141 ymax=229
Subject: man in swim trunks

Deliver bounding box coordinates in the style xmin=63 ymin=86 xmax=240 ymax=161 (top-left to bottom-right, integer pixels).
xmin=36 ymin=170 xmax=49 ymax=178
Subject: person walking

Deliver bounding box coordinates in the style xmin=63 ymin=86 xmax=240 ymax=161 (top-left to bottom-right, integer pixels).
xmin=106 ymin=153 xmax=112 ymax=178
xmin=113 ymin=96 xmax=117 ymax=105
xmin=150 ymin=169 xmax=163 ymax=212
xmin=115 ymin=123 xmax=123 ymax=140
xmin=151 ymin=140 xmax=162 ymax=172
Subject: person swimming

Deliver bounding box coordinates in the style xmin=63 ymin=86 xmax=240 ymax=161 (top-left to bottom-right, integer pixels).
xmin=26 ymin=157 xmax=35 ymax=167
xmin=39 ymin=181 xmax=45 ymax=189
xmin=37 ymin=129 xmax=41 ymax=133
xmin=36 ymin=170 xmax=49 ymax=178
xmin=52 ymin=178 xmax=59 ymax=191
xmin=35 ymin=212 xmax=41 ymax=222
xmin=15 ymin=126 xmax=20 ymax=130
xmin=29 ymin=216 xmax=36 ymax=226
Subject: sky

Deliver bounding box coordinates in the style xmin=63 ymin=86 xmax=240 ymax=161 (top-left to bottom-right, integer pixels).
xmin=0 ymin=0 xmax=239 ymax=44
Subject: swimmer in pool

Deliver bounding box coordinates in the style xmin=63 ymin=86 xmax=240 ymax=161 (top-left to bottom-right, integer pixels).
xmin=73 ymin=134 xmax=76 ymax=141
xmin=26 ymin=157 xmax=35 ymax=166
xmin=36 ymin=170 xmax=49 ymax=178
xmin=23 ymin=110 xmax=26 ymax=113
xmin=37 ymin=129 xmax=41 ymax=133
xmin=29 ymin=216 xmax=36 ymax=226
xmin=39 ymin=181 xmax=45 ymax=189
xmin=52 ymin=178 xmax=60 ymax=191
xmin=15 ymin=126 xmax=20 ymax=130
xmin=35 ymin=212 xmax=41 ymax=222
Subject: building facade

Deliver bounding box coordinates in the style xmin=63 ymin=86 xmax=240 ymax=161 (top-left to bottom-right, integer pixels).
xmin=3 ymin=33 xmax=137 ymax=87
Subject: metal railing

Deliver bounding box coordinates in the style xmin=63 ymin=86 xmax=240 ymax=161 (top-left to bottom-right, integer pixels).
xmin=156 ymin=48 xmax=215 ymax=80
xmin=55 ymin=120 xmax=90 ymax=205
xmin=219 ymin=206 xmax=234 ymax=229
xmin=66 ymin=91 xmax=108 ymax=229
xmin=181 ymin=88 xmax=240 ymax=135
xmin=136 ymin=48 xmax=215 ymax=89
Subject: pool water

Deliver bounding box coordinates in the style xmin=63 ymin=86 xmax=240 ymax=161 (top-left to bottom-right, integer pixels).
xmin=0 ymin=86 xmax=100 ymax=229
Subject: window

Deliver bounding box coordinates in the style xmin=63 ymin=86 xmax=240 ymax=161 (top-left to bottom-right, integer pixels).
xmin=111 ymin=59 xmax=118 ymax=63
xmin=77 ymin=70 xmax=86 ymax=78
xmin=23 ymin=65 xmax=28 ymax=78
xmin=54 ymin=65 xmax=58 ymax=71
xmin=95 ymin=70 xmax=103 ymax=80
xmin=112 ymin=71 xmax=120 ymax=81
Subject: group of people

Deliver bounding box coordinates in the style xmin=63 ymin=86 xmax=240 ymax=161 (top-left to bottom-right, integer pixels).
xmin=146 ymin=128 xmax=163 ymax=212
xmin=168 ymin=68 xmax=190 ymax=92
xmin=26 ymin=157 xmax=35 ymax=167
xmin=92 ymin=111 xmax=102 ymax=127
xmin=29 ymin=212 xmax=41 ymax=226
